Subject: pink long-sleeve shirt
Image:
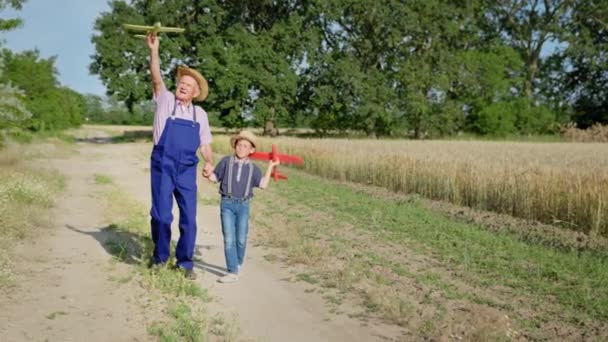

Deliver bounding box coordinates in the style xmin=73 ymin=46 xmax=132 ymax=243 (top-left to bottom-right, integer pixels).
xmin=152 ymin=89 xmax=212 ymax=146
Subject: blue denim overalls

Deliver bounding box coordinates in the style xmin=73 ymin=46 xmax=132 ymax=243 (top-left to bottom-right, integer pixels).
xmin=150 ymin=101 xmax=200 ymax=270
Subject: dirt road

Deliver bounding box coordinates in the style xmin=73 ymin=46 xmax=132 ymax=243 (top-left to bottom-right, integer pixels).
xmin=0 ymin=133 xmax=403 ymax=341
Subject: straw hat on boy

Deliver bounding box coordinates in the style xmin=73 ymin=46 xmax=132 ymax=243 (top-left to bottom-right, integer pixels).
xmin=230 ymin=130 xmax=257 ymax=148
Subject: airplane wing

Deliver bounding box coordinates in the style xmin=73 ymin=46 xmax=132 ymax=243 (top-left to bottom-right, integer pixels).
xmin=122 ymin=23 xmax=154 ymax=31
xmin=275 ymin=153 xmax=304 ymax=165
xmin=156 ymin=27 xmax=185 ymax=33
xmin=249 ymin=152 xmax=272 ymax=160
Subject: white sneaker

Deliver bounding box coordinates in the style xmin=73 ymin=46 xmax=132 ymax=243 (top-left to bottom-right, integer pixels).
xmin=218 ymin=273 xmax=239 ymax=283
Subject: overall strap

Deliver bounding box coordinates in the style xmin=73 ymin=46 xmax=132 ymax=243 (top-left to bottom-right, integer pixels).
xmin=171 ymin=100 xmax=197 ymax=124
xmin=243 ymin=163 xmax=254 ymax=199
xmin=170 ymin=100 xmax=177 ymax=119
xmin=226 ymin=156 xmax=234 ymax=197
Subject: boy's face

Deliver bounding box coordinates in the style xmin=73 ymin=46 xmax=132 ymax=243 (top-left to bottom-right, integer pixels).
xmin=235 ymin=139 xmax=255 ymax=159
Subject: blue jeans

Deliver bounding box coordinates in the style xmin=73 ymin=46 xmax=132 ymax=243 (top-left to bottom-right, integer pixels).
xmin=220 ymin=197 xmax=250 ymax=274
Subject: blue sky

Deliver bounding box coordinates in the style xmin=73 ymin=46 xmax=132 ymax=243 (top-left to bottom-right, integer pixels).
xmin=0 ymin=1 xmax=110 ymax=96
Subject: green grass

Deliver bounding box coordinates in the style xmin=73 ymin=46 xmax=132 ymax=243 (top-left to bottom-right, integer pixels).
xmin=148 ymin=302 xmax=206 ymax=342
xmin=94 ymin=174 xmax=113 ymax=185
xmin=295 ymin=272 xmax=318 ymax=284
xmin=0 ymin=147 xmax=65 ymax=288
xmin=198 ymin=193 xmax=219 ymax=206
xmin=5 ymin=128 xmax=77 ymax=145
xmin=252 ymin=168 xmax=608 ymax=339
xmin=102 ymin=190 xmax=208 ymax=299
xmin=263 ymin=254 xmax=277 ymax=262
xmin=99 ymin=187 xmax=239 ymax=340
xmin=284 ymin=171 xmax=608 ymax=318
xmin=45 ymin=311 xmax=68 ymax=320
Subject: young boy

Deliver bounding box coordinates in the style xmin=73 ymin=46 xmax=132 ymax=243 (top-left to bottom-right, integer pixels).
xmin=206 ymin=130 xmax=279 ymax=283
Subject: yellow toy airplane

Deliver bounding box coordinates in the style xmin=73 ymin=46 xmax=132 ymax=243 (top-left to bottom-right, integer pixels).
xmin=122 ymin=22 xmax=185 ymax=38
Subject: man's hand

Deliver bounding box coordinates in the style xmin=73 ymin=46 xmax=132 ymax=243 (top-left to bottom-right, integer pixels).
xmin=202 ymin=162 xmax=213 ymax=178
xmin=146 ymin=33 xmax=159 ymax=51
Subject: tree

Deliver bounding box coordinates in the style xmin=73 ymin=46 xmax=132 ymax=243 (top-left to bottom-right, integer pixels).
xmin=56 ymin=87 xmax=85 ymax=127
xmin=0 ymin=0 xmax=31 ymax=137
xmin=391 ymin=0 xmax=503 ymax=138
xmin=488 ymin=0 xmax=572 ymax=100
xmin=0 ymin=0 xmax=25 ymax=32
xmin=303 ymin=0 xmax=401 ymax=137
xmin=452 ymin=47 xmax=524 ymax=134
xmin=0 ymin=49 xmax=81 ymax=130
xmin=89 ymin=0 xmax=573 ymax=136
xmin=83 ymin=94 xmax=105 ymax=123
xmin=89 ymin=0 xmax=152 ymax=113
xmin=560 ymin=0 xmax=608 ymax=127
xmin=90 ymin=0 xmax=310 ymax=133
xmin=0 ymin=62 xmax=31 ymax=130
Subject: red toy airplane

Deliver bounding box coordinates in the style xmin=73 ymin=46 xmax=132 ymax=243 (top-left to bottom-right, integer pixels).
xmin=249 ymin=144 xmax=304 ymax=181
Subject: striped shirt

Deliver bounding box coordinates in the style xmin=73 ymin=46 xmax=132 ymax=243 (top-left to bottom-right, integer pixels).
xmin=213 ymin=156 xmax=263 ymax=199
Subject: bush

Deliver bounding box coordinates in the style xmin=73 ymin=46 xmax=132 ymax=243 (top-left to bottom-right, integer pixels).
xmin=561 ymin=123 xmax=608 ymax=142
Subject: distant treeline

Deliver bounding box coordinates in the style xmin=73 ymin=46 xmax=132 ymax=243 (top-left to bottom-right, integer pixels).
xmin=0 ymin=0 xmax=87 ymax=139
xmin=89 ymin=0 xmax=607 ymax=138
xmin=84 ymin=94 xmax=154 ymax=125
xmin=0 ymin=49 xmax=83 ymax=132
xmin=0 ymin=48 xmax=142 ymax=137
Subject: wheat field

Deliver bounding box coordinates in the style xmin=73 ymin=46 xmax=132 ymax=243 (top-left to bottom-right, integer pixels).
xmin=213 ymin=135 xmax=608 ymax=237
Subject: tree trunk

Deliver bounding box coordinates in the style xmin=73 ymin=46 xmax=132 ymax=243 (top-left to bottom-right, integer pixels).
xmin=264 ymin=119 xmax=278 ymax=137
xmin=523 ymin=52 xmax=539 ymax=99
xmin=263 ymin=106 xmax=279 ymax=137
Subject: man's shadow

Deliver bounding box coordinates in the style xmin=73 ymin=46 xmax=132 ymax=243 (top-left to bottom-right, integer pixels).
xmin=66 ymin=224 xmax=145 ymax=265
xmin=65 ymin=224 xmax=227 ymax=276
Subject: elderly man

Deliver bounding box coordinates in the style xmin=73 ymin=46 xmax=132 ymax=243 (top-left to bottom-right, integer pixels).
xmin=146 ymin=33 xmax=213 ymax=280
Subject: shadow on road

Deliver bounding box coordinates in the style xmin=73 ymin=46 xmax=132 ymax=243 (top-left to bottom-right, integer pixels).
xmin=75 ymin=130 xmax=152 ymax=144
xmin=66 ymin=223 xmax=227 ymax=276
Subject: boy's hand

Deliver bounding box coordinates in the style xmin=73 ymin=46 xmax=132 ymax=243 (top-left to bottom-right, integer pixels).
xmin=259 ymin=159 xmax=279 ymax=189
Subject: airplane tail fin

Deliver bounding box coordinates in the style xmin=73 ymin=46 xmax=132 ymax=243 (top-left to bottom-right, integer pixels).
xmin=272 ymin=167 xmax=288 ymax=181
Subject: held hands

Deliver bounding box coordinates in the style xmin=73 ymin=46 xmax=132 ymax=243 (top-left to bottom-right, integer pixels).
xmin=202 ymin=162 xmax=214 ymax=178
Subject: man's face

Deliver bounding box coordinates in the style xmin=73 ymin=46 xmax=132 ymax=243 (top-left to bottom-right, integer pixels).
xmin=175 ymin=75 xmax=200 ymax=102
xmin=235 ymin=139 xmax=255 ymax=159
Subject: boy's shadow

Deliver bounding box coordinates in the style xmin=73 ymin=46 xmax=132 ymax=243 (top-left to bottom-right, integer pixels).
xmin=194 ymin=260 xmax=226 ymax=277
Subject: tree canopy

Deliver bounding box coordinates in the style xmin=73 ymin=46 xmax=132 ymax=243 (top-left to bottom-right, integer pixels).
xmin=90 ymin=0 xmax=608 ymax=137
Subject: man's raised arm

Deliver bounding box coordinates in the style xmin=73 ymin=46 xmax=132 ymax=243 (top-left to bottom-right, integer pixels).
xmin=146 ymin=33 xmax=165 ymax=96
